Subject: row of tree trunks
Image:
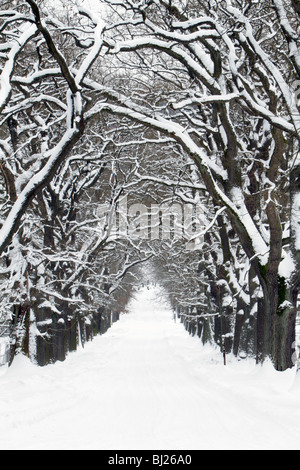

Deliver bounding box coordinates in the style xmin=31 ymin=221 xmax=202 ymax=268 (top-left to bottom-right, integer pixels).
xmin=174 ymin=275 xmax=298 ymax=371
xmin=9 ymin=306 xmax=118 ymax=367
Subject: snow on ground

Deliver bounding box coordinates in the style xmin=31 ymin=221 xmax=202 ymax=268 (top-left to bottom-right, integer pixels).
xmin=0 ymin=285 xmax=299 ymax=450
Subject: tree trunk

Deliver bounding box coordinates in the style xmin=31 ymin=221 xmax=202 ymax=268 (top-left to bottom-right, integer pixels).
xmin=256 ymin=275 xmax=296 ymax=371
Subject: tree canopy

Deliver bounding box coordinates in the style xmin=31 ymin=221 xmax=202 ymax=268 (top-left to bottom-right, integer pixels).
xmin=0 ymin=0 xmax=299 ymax=371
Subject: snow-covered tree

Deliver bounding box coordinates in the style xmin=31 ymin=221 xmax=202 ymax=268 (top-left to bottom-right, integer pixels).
xmin=1 ymin=0 xmax=300 ymax=372
xmin=83 ymin=0 xmax=300 ymax=370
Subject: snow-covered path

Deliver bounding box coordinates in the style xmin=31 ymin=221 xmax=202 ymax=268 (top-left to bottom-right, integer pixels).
xmin=0 ymin=286 xmax=300 ymax=450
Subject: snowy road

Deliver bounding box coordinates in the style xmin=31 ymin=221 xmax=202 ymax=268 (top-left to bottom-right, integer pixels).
xmin=0 ymin=286 xmax=300 ymax=450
